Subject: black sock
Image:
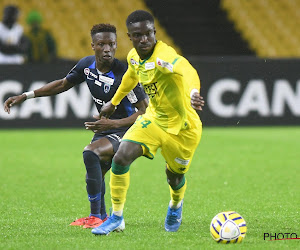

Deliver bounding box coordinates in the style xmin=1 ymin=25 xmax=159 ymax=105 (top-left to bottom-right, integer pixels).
xmin=100 ymin=179 xmax=107 ymax=219
xmin=83 ymin=150 xmax=102 ymax=215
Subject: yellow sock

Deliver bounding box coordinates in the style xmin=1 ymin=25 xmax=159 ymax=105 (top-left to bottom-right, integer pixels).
xmin=169 ymin=178 xmax=187 ymax=208
xmin=110 ymin=169 xmax=130 ymax=214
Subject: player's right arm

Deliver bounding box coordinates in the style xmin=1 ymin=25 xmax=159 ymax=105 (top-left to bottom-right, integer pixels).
xmin=3 ymin=78 xmax=75 ymax=114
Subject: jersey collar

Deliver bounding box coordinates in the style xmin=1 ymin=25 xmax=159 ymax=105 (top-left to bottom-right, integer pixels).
xmin=139 ymin=41 xmax=161 ymax=65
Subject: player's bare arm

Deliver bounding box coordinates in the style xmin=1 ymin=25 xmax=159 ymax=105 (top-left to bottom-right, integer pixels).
xmin=86 ymin=99 xmax=148 ymax=133
xmin=99 ymin=101 xmax=117 ymax=119
xmin=191 ymin=92 xmax=205 ymax=111
xmin=3 ymin=78 xmax=75 ymax=114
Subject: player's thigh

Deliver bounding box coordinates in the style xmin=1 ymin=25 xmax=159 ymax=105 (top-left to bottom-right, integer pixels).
xmin=114 ymin=140 xmax=144 ymax=166
xmin=161 ymin=127 xmax=202 ymax=174
xmin=85 ymin=131 xmax=125 ymax=162
xmin=122 ymin=115 xmax=163 ymax=159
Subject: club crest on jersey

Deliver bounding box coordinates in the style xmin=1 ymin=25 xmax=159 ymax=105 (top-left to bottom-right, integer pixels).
xmin=156 ymin=58 xmax=173 ymax=72
xmin=130 ymin=58 xmax=138 ymax=65
xmin=104 ymin=83 xmax=111 ymax=93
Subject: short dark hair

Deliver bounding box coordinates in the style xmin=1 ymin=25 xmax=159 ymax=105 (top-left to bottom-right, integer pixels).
xmin=90 ymin=23 xmax=116 ymax=37
xmin=126 ymin=10 xmax=154 ymax=27
xmin=3 ymin=5 xmax=19 ymax=16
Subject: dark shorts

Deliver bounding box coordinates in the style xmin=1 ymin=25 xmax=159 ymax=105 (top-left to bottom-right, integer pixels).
xmin=91 ymin=130 xmax=127 ymax=153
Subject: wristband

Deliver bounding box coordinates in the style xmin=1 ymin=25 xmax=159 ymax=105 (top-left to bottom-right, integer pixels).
xmin=23 ymin=91 xmax=35 ymax=99
xmin=190 ymin=88 xmax=199 ymax=98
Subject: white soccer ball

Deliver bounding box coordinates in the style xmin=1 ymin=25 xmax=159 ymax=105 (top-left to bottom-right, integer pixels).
xmin=210 ymin=211 xmax=247 ymax=243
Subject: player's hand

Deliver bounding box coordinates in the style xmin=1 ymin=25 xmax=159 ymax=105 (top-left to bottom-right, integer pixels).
xmin=99 ymin=101 xmax=116 ymax=119
xmin=84 ymin=115 xmax=116 ymax=133
xmin=191 ymin=92 xmax=205 ymax=111
xmin=3 ymin=94 xmax=26 ymax=114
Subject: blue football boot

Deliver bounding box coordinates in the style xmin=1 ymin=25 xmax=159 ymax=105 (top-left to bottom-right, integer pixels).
xmin=164 ymin=201 xmax=183 ymax=232
xmin=91 ymin=214 xmax=125 ymax=235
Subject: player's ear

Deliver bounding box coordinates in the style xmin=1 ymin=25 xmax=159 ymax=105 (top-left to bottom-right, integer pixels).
xmin=91 ymin=42 xmax=95 ymax=50
xmin=154 ymin=28 xmax=156 ymax=35
xmin=127 ymin=32 xmax=132 ymax=41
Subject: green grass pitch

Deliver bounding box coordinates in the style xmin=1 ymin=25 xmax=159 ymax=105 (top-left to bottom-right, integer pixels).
xmin=0 ymin=127 xmax=299 ymax=249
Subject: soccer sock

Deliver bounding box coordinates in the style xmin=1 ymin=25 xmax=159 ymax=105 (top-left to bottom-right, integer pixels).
xmin=100 ymin=178 xmax=107 ymax=220
xmin=83 ymin=150 xmax=102 ymax=216
xmin=169 ymin=176 xmax=187 ymax=209
xmin=110 ymin=159 xmax=130 ymax=216
xmin=89 ymin=194 xmax=101 ymax=218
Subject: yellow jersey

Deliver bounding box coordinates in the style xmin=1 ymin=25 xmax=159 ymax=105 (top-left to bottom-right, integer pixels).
xmin=112 ymin=40 xmax=201 ymax=135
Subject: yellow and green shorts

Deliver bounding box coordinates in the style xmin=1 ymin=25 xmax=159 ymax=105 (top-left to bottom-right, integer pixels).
xmin=122 ymin=115 xmax=202 ymax=174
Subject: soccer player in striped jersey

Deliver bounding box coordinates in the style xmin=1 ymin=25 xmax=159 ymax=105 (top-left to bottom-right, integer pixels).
xmin=92 ymin=10 xmax=204 ymax=235
xmin=3 ymin=23 xmax=148 ymax=229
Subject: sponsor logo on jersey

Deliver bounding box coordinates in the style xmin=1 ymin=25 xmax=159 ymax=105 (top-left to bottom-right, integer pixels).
xmin=94 ymin=80 xmax=102 ymax=87
xmin=144 ymin=82 xmax=158 ymax=98
xmin=90 ymin=71 xmax=98 ymax=79
xmin=157 ymin=58 xmax=173 ymax=72
xmin=130 ymin=58 xmax=138 ymax=65
xmin=127 ymin=90 xmax=138 ymax=103
xmin=92 ymin=96 xmax=105 ymax=105
xmin=175 ymin=157 xmax=190 ymax=166
xmin=84 ymin=68 xmax=98 ymax=79
xmin=145 ymin=62 xmax=155 ymax=70
xmin=99 ymin=74 xmax=114 ymax=85
xmin=84 ymin=68 xmax=90 ymax=75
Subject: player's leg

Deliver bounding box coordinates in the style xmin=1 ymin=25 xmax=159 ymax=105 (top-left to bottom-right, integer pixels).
xmin=84 ymin=138 xmax=113 ymax=222
xmin=110 ymin=140 xmax=143 ymax=214
xmin=164 ymin=166 xmax=186 ymax=232
xmin=91 ymin=141 xmax=143 ymax=235
xmin=166 ymin=167 xmax=186 ymax=209
xmin=70 ymin=136 xmax=114 ymax=228
xmin=162 ymin=127 xmax=202 ymax=232
xmin=99 ymin=161 xmax=110 ymax=221
xmin=92 ymin=115 xmax=160 ymax=235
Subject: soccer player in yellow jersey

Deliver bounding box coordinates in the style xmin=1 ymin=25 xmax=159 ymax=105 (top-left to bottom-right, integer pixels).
xmin=92 ymin=10 xmax=204 ymax=235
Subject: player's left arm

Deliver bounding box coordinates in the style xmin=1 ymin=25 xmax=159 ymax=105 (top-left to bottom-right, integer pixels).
xmin=85 ymin=98 xmax=148 ymax=133
xmin=174 ymin=58 xmax=205 ymax=110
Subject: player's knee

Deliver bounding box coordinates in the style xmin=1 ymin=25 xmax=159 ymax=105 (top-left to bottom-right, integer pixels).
xmin=166 ymin=177 xmax=180 ymax=188
xmin=83 ymin=144 xmax=98 ymax=154
xmin=113 ymin=151 xmax=128 ymax=166
xmin=167 ymin=176 xmax=184 ymax=190
xmin=166 ymin=168 xmax=184 ymax=189
xmin=82 ymin=150 xmax=99 ymax=168
xmin=83 ymin=145 xmax=109 ymax=162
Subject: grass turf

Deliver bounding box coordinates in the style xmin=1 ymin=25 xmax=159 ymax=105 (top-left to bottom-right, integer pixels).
xmin=0 ymin=127 xmax=299 ymax=249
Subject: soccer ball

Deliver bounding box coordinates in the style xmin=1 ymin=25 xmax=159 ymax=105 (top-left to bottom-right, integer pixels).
xmin=210 ymin=211 xmax=247 ymax=243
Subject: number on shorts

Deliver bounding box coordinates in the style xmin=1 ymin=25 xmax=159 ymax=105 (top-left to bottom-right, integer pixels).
xmin=141 ymin=120 xmax=151 ymax=128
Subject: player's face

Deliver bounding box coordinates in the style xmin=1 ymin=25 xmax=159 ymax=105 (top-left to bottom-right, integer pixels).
xmin=127 ymin=21 xmax=156 ymax=59
xmin=91 ymin=32 xmax=117 ymax=65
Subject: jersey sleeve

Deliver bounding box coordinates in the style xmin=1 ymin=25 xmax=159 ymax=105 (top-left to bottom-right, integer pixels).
xmin=126 ymin=83 xmax=147 ymax=104
xmin=173 ymin=57 xmax=201 ymax=94
xmin=111 ymin=50 xmax=139 ymax=106
xmin=66 ymin=58 xmax=86 ymax=85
